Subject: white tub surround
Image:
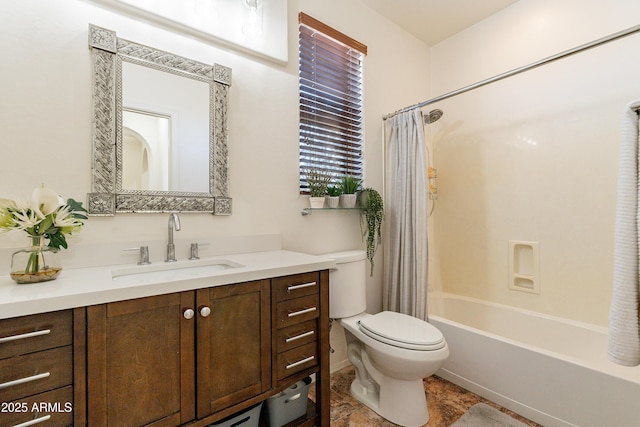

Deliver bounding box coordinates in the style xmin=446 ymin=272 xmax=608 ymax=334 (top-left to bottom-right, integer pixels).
xmin=429 ymin=293 xmax=640 ymax=427
xmin=0 ymin=249 xmax=336 ymax=319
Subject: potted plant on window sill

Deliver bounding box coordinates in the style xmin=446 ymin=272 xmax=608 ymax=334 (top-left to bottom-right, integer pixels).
xmin=338 ymin=175 xmax=362 ymax=209
xmin=325 ymin=185 xmax=340 ymax=208
xmin=304 ymin=167 xmax=332 ymax=209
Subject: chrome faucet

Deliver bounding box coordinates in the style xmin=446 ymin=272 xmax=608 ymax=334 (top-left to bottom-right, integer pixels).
xmin=165 ymin=212 xmax=181 ymax=262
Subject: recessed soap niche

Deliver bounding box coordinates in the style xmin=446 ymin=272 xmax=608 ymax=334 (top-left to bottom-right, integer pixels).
xmin=508 ymin=240 xmax=540 ymax=294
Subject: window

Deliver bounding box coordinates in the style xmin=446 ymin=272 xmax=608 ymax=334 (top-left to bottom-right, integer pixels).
xmin=298 ymin=12 xmax=367 ymax=193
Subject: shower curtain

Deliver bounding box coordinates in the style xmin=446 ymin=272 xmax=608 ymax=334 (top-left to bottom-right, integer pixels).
xmin=609 ymin=100 xmax=640 ymax=367
xmin=383 ymin=110 xmax=429 ymax=320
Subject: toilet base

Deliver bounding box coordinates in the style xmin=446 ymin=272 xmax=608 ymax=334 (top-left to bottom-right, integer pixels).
xmin=350 ymin=377 xmax=380 ymax=414
xmin=350 ymin=376 xmax=429 ymax=427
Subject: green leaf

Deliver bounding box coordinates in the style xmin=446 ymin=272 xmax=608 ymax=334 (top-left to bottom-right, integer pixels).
xmin=37 ymin=215 xmax=54 ymax=235
xmin=47 ymin=232 xmax=68 ymax=250
xmin=66 ymin=198 xmax=87 ymax=213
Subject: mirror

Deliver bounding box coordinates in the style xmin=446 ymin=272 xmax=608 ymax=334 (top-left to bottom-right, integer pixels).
xmin=87 ymin=24 xmax=232 ymax=215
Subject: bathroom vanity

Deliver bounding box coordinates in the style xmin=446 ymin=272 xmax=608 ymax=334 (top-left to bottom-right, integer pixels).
xmin=0 ymin=250 xmax=334 ymax=427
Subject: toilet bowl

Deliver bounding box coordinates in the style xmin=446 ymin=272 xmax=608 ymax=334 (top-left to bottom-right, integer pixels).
xmin=323 ymin=251 xmax=449 ymax=427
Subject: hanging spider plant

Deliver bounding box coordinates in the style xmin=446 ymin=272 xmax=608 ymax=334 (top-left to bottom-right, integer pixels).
xmin=358 ymin=187 xmax=384 ymax=276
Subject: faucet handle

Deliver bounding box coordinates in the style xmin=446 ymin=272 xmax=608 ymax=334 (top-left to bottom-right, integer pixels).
xmin=124 ymin=246 xmax=151 ymax=265
xmin=189 ymin=242 xmax=210 ymax=260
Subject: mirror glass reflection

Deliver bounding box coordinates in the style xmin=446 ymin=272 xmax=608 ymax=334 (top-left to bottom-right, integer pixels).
xmin=121 ymin=61 xmax=210 ymax=193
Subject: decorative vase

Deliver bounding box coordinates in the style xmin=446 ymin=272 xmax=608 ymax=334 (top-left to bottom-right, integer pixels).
xmin=325 ymin=196 xmax=339 ymax=208
xmin=339 ymin=194 xmax=357 ymax=208
xmin=309 ymin=196 xmax=326 ymax=209
xmin=10 ymin=236 xmax=62 ymax=284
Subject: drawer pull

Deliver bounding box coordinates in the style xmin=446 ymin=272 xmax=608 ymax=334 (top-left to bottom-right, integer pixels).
xmin=0 ymin=372 xmax=51 ymax=390
xmin=12 ymin=415 xmax=51 ymax=427
xmin=285 ymin=330 xmax=315 ymax=343
xmin=288 ymin=307 xmax=317 ymax=318
xmin=287 ymin=282 xmax=316 ymax=292
xmin=0 ymin=329 xmax=51 ymax=344
xmin=286 ymin=355 xmax=315 ymax=370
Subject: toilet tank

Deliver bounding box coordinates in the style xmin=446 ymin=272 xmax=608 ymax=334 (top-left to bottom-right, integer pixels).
xmin=322 ymin=250 xmax=367 ymax=319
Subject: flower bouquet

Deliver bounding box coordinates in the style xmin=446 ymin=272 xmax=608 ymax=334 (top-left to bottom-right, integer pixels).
xmin=0 ymin=185 xmax=87 ymax=284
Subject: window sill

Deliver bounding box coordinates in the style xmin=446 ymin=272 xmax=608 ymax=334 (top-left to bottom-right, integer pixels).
xmin=301 ymin=207 xmax=361 ymax=216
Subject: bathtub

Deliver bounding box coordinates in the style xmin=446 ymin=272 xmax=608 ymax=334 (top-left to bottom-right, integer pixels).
xmin=428 ymin=293 xmax=640 ymax=427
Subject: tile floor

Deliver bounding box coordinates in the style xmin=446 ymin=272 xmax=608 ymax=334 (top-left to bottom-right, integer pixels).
xmin=327 ymin=366 xmax=541 ymax=426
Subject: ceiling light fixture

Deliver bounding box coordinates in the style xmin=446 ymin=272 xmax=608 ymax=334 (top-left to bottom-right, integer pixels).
xmin=242 ymin=0 xmax=263 ymax=36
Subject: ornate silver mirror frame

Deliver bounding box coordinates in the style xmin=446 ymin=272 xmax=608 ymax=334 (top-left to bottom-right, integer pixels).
xmin=87 ymin=24 xmax=232 ymax=215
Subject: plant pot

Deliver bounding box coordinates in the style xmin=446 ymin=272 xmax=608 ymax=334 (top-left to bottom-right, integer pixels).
xmin=10 ymin=236 xmax=62 ymax=284
xmin=339 ymin=194 xmax=357 ymax=208
xmin=309 ymin=197 xmax=325 ymax=209
xmin=325 ymin=196 xmax=339 ymax=208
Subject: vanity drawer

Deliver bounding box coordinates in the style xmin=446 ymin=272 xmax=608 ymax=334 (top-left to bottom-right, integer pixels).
xmin=276 ymin=319 xmax=318 ymax=353
xmin=276 ymin=342 xmax=317 ymax=380
xmin=276 ymin=294 xmax=319 ymax=329
xmin=0 ymin=346 xmax=73 ymax=403
xmin=2 ymin=385 xmax=73 ymax=427
xmin=0 ymin=310 xmax=72 ymax=360
xmin=272 ymin=272 xmax=319 ymax=302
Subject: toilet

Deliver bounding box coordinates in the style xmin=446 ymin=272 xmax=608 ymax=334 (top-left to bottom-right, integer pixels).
xmin=325 ymin=250 xmax=449 ymax=427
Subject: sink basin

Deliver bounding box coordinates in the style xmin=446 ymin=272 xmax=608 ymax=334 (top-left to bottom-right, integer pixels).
xmin=112 ymin=259 xmax=243 ymax=283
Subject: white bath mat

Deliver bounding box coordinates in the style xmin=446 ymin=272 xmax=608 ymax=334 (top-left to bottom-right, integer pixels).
xmin=450 ymin=403 xmax=529 ymax=427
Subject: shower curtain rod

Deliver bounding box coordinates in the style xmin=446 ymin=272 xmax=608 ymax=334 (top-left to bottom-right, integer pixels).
xmin=383 ymin=24 xmax=640 ymax=120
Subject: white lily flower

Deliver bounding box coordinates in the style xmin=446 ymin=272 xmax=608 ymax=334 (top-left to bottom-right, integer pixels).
xmin=0 ymin=198 xmax=17 ymax=209
xmin=11 ymin=208 xmax=42 ymax=231
xmin=0 ymin=205 xmax=15 ymax=232
xmin=31 ymin=184 xmax=61 ymax=217
xmin=12 ymin=198 xmax=31 ymax=211
xmin=54 ymin=205 xmax=83 ymax=233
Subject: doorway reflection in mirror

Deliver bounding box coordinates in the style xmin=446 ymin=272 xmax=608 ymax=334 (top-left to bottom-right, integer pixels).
xmin=122 ymin=109 xmax=170 ymax=191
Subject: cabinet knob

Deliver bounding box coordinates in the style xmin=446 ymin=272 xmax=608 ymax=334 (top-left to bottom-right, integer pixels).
xmin=183 ymin=308 xmax=195 ymax=320
xmin=199 ymin=306 xmax=211 ymax=318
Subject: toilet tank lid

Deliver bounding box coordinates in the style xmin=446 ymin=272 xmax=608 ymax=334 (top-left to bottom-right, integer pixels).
xmin=321 ymin=250 xmax=366 ymax=263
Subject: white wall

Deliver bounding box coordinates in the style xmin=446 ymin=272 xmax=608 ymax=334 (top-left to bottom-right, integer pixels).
xmin=0 ymin=0 xmax=429 ymax=371
xmin=429 ymin=0 xmax=640 ymax=326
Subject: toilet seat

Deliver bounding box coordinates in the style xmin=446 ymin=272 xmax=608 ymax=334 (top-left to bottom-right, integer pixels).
xmin=358 ymin=311 xmax=446 ymax=351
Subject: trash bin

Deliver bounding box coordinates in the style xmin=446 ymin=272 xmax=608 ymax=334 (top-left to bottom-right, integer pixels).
xmin=209 ymin=402 xmax=262 ymax=427
xmin=265 ymin=377 xmax=312 ymax=427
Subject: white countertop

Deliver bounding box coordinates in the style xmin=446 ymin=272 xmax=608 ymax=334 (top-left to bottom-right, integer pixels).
xmin=0 ymin=250 xmax=336 ymax=319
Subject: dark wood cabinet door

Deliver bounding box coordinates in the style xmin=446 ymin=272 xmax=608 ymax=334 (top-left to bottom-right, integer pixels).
xmin=86 ymin=292 xmax=195 ymax=427
xmin=196 ymin=280 xmax=271 ymax=418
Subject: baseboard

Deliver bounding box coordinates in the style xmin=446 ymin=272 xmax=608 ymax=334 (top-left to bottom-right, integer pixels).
xmin=330 ymin=358 xmax=351 ymax=373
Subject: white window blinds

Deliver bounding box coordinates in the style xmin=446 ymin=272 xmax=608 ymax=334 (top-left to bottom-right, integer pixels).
xmin=298 ymin=13 xmax=366 ymax=193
